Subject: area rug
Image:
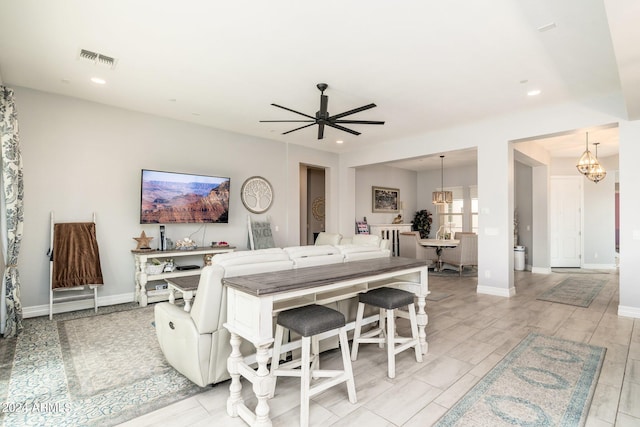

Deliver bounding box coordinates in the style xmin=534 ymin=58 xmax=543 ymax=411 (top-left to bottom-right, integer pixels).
xmin=537 ymin=277 xmax=606 ymax=308
xmin=434 ymin=333 xmax=605 ymax=427
xmin=2 ymin=304 xmax=207 ymax=427
xmin=552 ymin=268 xmax=614 ymax=274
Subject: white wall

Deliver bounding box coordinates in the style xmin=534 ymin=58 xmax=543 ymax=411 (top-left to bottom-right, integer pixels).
xmin=354 ymin=164 xmax=416 ymax=228
xmin=14 ymin=86 xmax=338 ymax=314
xmin=515 ymin=161 xmax=533 ymax=267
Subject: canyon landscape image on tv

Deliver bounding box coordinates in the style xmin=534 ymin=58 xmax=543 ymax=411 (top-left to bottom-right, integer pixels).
xmin=140 ymin=169 xmax=230 ymax=223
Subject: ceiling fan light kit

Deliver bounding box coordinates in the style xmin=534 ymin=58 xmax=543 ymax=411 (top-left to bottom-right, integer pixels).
xmin=260 ymin=83 xmax=385 ymax=140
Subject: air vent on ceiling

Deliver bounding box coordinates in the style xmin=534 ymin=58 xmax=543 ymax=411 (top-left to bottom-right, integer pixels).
xmin=78 ymin=49 xmax=117 ymax=69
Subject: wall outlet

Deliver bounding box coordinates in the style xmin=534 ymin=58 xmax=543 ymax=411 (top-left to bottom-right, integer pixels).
xmin=484 ymin=270 xmax=491 ymax=278
xmin=275 ymin=225 xmax=279 ymax=232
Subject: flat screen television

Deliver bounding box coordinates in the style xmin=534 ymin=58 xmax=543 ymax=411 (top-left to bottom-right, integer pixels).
xmin=140 ymin=169 xmax=230 ymax=224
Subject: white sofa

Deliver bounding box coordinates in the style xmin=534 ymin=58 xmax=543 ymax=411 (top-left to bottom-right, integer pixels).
xmin=154 ymin=241 xmax=391 ymax=387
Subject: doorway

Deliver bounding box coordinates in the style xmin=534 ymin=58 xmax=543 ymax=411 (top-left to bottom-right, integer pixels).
xmin=300 ymin=165 xmax=326 ymax=245
xmin=550 ymin=176 xmax=582 ymax=267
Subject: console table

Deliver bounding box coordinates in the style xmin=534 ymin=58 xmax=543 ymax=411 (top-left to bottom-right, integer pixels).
xmin=223 ymin=257 xmax=429 ymax=426
xmin=132 ymin=246 xmax=234 ymax=306
xmin=368 ymin=223 xmax=413 ymax=256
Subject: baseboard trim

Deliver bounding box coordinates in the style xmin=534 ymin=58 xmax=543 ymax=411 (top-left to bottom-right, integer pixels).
xmin=477 ymin=285 xmax=515 ymax=298
xmin=531 ymin=267 xmax=552 ymax=274
xmin=618 ymin=305 xmax=640 ymax=319
xmin=23 ymin=292 xmax=136 ymax=319
xmin=581 ymin=263 xmax=617 ymax=270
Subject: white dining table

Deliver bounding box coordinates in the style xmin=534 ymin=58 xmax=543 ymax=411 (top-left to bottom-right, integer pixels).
xmin=419 ymin=238 xmax=459 ymax=271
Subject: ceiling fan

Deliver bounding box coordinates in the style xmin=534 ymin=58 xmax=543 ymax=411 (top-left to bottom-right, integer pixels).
xmin=260 ymin=83 xmax=385 ymax=140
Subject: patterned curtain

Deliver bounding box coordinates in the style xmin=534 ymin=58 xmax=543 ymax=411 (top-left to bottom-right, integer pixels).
xmin=0 ymin=86 xmax=24 ymax=337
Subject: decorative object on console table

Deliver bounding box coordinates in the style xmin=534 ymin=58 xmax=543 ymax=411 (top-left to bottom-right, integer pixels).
xmin=131 ymin=246 xmax=235 ymax=306
xmin=368 ymin=223 xmax=412 ymax=256
xmin=133 ymin=231 xmax=154 ymax=251
xmin=372 ymin=186 xmax=399 ymax=213
xmin=356 ymin=218 xmax=369 ymax=234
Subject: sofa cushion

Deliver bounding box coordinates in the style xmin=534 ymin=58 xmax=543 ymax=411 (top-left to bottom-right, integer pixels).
xmin=212 ymin=248 xmax=289 ymax=266
xmin=314 ymin=232 xmax=343 ymax=246
xmin=336 ymin=244 xmax=381 ymax=254
xmin=284 ymin=245 xmax=340 ymax=258
xmin=351 ymin=234 xmax=381 ymax=247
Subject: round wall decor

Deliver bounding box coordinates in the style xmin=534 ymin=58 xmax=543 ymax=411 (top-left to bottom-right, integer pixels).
xmin=312 ymin=197 xmax=325 ymax=221
xmin=241 ymin=176 xmax=273 ymax=214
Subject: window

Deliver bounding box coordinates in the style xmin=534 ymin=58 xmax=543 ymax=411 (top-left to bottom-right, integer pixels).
xmin=440 ymin=186 xmax=463 ymax=235
xmin=470 ymin=185 xmax=478 ymax=233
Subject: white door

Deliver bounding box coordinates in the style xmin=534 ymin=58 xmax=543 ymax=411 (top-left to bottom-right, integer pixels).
xmin=550 ymin=176 xmax=582 ymax=267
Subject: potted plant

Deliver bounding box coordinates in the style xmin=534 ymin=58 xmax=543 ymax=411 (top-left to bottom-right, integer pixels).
xmin=412 ymin=210 xmax=433 ymax=238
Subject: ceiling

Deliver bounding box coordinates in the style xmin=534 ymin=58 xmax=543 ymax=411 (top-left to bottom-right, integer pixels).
xmin=0 ymin=1 xmax=637 ymax=165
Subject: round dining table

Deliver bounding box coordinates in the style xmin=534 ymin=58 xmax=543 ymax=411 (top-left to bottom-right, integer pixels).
xmin=418 ymin=238 xmax=460 ymax=271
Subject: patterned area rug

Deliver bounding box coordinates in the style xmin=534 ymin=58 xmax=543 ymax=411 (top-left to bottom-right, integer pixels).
xmin=434 ymin=333 xmax=605 ymax=427
xmin=1 ymin=304 xmax=207 ymax=427
xmin=537 ymin=277 xmax=606 ymax=307
xmin=552 ymin=268 xmax=615 ymax=274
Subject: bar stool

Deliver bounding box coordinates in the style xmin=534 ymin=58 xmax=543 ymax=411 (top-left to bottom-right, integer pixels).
xmin=270 ymin=304 xmax=357 ymax=427
xmin=351 ymin=286 xmax=422 ymax=378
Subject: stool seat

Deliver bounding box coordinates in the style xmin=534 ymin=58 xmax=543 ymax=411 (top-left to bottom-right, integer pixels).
xmin=359 ymin=287 xmax=415 ymax=309
xmin=277 ymin=304 xmax=345 ymax=337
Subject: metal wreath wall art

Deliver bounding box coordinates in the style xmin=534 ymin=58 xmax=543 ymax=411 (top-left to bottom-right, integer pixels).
xmin=241 ymin=176 xmax=274 ymax=214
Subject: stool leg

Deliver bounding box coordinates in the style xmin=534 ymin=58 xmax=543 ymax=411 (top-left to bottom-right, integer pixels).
xmin=386 ymin=308 xmax=396 ymax=378
xmin=350 ymin=302 xmax=365 ymax=361
xmin=269 ymin=324 xmax=286 ymax=398
xmin=300 ymin=336 xmax=311 ymax=427
xmin=311 ymin=336 xmax=320 ymax=379
xmin=408 ymin=303 xmax=423 ymax=362
xmin=338 ymin=327 xmax=357 ymax=404
xmin=378 ymin=308 xmax=386 ymax=348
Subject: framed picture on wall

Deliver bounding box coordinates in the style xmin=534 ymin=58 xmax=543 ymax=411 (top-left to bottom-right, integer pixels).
xmin=372 ymin=186 xmax=400 ymax=213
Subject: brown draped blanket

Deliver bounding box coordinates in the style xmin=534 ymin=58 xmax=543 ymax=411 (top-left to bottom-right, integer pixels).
xmin=52 ymin=222 xmax=104 ymax=289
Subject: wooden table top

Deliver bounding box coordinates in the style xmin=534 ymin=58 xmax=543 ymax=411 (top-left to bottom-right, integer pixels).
xmin=222 ymin=257 xmax=428 ymax=297
xmin=165 ymin=275 xmax=200 ymax=291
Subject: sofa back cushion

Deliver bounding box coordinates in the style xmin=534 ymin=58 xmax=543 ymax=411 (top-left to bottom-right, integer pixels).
xmin=351 ymin=234 xmax=381 ymax=247
xmin=284 ymin=245 xmax=344 ymax=267
xmin=314 ymin=232 xmax=343 ymax=246
xmin=190 ymin=249 xmax=293 ymax=334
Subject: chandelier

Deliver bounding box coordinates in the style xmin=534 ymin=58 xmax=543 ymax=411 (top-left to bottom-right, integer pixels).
xmin=432 ymin=155 xmax=452 ymax=205
xmin=576 ymin=132 xmax=599 ymax=175
xmin=586 ymin=142 xmax=606 ymax=183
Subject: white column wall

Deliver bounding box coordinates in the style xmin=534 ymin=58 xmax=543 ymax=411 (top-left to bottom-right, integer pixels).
xmin=618 ymin=120 xmax=640 ymax=317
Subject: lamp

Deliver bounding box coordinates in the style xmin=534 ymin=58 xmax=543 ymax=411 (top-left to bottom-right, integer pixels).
xmin=586 ymin=142 xmax=606 ymax=183
xmin=576 ymin=132 xmax=600 ymax=175
xmin=432 ymin=155 xmax=452 ymax=205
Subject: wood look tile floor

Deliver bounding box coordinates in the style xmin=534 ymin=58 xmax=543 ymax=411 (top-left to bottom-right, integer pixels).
xmin=119 ymin=270 xmax=639 ymax=426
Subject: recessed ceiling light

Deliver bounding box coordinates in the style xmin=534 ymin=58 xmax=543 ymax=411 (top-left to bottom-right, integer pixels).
xmin=527 ymin=89 xmax=541 ymax=97
xmin=336 ymin=140 xmax=344 ymax=144
xmin=90 ymin=77 xmax=106 ymax=85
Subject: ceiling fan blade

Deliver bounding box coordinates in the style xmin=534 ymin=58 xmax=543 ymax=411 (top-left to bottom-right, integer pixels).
xmin=282 ymin=123 xmax=316 ymax=135
xmin=271 ymin=103 xmax=316 ymax=120
xmin=329 ymin=103 xmax=377 ymax=120
xmin=318 ymin=122 xmax=325 ymax=139
xmin=325 ymin=122 xmax=361 ymax=136
xmin=259 ymin=120 xmax=315 ymax=123
xmin=334 ymin=120 xmax=385 ymax=125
